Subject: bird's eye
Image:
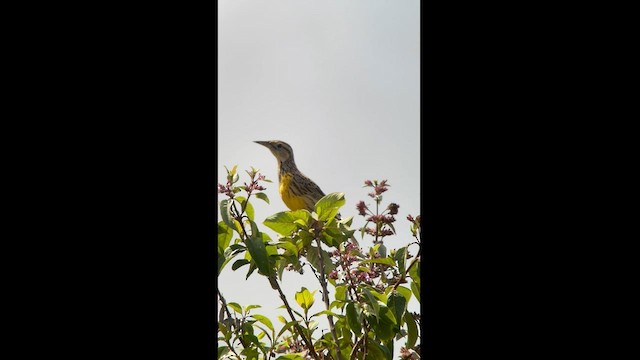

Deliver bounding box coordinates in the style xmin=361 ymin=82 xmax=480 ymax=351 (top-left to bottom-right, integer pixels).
xmin=276 ymin=144 xmax=282 ymax=148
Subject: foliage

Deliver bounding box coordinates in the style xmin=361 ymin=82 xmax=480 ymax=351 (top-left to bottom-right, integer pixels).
xmin=218 ymin=166 xmax=421 ymax=360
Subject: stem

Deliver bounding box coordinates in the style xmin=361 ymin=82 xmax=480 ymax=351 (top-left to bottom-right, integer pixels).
xmin=374 ymin=200 xmax=379 ymax=244
xmin=349 ymin=323 xmax=367 ymax=360
xmin=273 ymin=280 xmax=321 ymax=360
xmin=314 ymin=238 xmax=344 ymax=360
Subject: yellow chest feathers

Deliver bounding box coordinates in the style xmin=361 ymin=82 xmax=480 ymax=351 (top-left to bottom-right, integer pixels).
xmin=279 ymin=173 xmax=307 ymax=211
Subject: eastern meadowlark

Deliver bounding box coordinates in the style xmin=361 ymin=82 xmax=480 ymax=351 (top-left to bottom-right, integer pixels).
xmin=254 ymin=140 xmax=329 ymax=213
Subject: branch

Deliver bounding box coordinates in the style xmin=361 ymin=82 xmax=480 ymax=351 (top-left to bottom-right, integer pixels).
xmin=217 ymin=287 xmax=234 ymax=322
xmin=272 ymin=279 xmax=321 ymax=360
xmin=217 ymin=288 xmax=244 ymax=358
xmin=314 ymin=238 xmax=344 ymax=360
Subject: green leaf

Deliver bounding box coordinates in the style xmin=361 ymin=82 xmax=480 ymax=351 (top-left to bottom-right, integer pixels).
xmin=374 ymin=321 xmax=395 ymax=341
xmin=305 ymin=245 xmax=335 ymax=274
xmin=395 ymin=246 xmax=407 ymax=276
xmin=408 ymin=260 xmax=420 ymax=286
xmin=274 ymin=241 xmax=298 ymax=257
xmin=387 ymin=292 xmax=407 ymax=327
xmin=367 ymin=287 xmax=387 ymax=303
xmin=246 ymin=261 xmax=257 ymax=280
xmin=234 ymin=196 xmax=255 ymax=221
xmin=396 ymin=286 xmax=412 ymax=304
xmin=263 ymin=212 xmax=299 ymax=236
xmin=378 ymin=305 xmax=397 ymax=325
xmin=244 ymin=200 xmax=255 ymax=221
xmin=378 ymin=243 xmax=387 ymax=258
xmin=366 ymin=342 xmax=386 ymax=360
xmin=218 ymin=322 xmax=229 ymax=338
xmin=404 ymin=311 xmax=418 ymax=349
xmin=382 ymin=340 xmax=393 ymax=360
xmin=361 ymin=287 xmax=380 ymax=314
xmin=275 ymin=320 xmax=298 ymax=341
xmin=217 ymin=222 xmax=233 ymax=254
xmin=246 ymin=222 xmax=271 ymax=276
xmin=241 ymin=341 xmax=260 ymax=358
xmin=219 ymin=199 xmax=234 ymax=229
xmin=290 ymin=210 xmax=312 ymax=222
xmin=227 ymin=164 xmax=237 ymax=177
xmin=250 ymin=314 xmax=274 ymax=332
xmin=314 ymin=192 xmax=345 ymax=222
xmin=310 ymin=309 xmax=343 ymax=319
xmin=277 ymin=315 xmax=287 ymax=324
xmin=323 ymin=226 xmax=349 ymax=247
xmin=295 ymin=287 xmax=316 ymax=312
xmin=232 ymin=259 xmax=250 ymax=271
xmin=217 ymin=251 xmax=226 ymax=275
xmin=339 ymin=215 xmax=354 ymax=227
xmin=227 ymin=302 xmax=242 ymax=314
xmin=360 ymin=221 xmax=369 ymax=239
xmin=329 ymin=300 xmax=345 ymax=311
xmin=411 ymin=281 xmax=420 ymax=303
xmin=276 ymin=354 xmax=305 ymax=360
xmin=244 ymin=304 xmax=262 ymax=312
xmin=217 ymin=345 xmax=229 ymax=359
xmin=232 ymin=218 xmax=244 ymax=236
xmin=255 ymin=192 xmax=270 ymax=204
xmin=359 ymin=257 xmax=396 ymax=267
xmin=345 ymin=302 xmax=362 ymax=334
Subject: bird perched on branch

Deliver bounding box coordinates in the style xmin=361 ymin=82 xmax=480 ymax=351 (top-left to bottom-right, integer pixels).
xmin=255 ymin=140 xmax=343 ymax=291
xmin=254 ymin=140 xmax=329 ymax=213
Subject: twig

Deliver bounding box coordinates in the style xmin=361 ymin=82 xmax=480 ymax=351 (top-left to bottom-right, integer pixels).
xmin=217 ymin=288 xmax=234 ymax=323
xmin=349 ymin=330 xmax=366 ymax=360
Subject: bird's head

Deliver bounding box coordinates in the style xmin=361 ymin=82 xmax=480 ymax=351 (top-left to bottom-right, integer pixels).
xmin=254 ymin=140 xmax=294 ymax=163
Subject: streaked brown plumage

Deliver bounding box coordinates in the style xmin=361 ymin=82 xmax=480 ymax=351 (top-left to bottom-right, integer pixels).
xmin=254 ymin=140 xmax=327 ymax=212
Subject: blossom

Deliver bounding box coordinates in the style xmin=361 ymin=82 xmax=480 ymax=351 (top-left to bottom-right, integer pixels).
xmin=381 ymin=228 xmax=394 ymax=236
xmin=387 ymin=203 xmax=399 ymax=215
xmin=328 ymin=270 xmax=338 ymax=280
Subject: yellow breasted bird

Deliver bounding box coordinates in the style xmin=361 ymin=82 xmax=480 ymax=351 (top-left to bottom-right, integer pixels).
xmin=255 ymin=140 xmax=345 ymax=290
xmin=254 ymin=140 xmax=329 ymax=213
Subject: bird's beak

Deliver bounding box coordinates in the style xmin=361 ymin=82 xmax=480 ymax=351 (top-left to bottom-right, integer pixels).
xmin=254 ymin=141 xmax=270 ymax=148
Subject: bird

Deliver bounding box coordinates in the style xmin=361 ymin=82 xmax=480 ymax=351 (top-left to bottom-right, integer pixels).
xmin=255 ymin=140 xmax=348 ymax=293
xmin=254 ymin=140 xmax=329 ymax=212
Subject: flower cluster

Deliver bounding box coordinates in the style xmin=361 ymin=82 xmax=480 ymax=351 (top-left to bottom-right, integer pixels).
xmin=357 ymin=179 xmax=400 ymax=243
xmin=327 ymin=240 xmax=396 ymax=287
xmin=243 ymin=168 xmax=267 ymax=194
xmin=364 ymin=179 xmax=389 ymax=200
xmin=217 ymin=181 xmax=235 ymax=198
xmin=217 ymin=166 xmax=269 ymax=199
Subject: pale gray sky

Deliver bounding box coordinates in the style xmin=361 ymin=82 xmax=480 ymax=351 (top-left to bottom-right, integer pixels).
xmin=218 ymin=0 xmax=420 ymax=357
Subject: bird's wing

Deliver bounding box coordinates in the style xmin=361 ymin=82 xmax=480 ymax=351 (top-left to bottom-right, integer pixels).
xmin=296 ymin=173 xmax=326 ymax=210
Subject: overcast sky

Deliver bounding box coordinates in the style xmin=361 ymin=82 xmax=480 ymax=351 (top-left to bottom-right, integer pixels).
xmin=218 ymin=0 xmax=420 ymax=357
